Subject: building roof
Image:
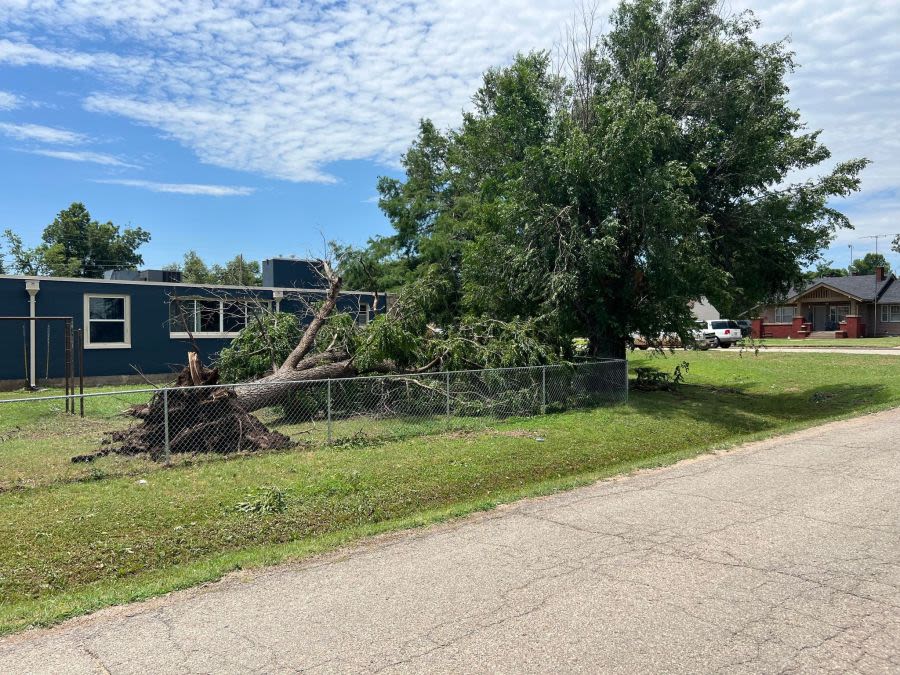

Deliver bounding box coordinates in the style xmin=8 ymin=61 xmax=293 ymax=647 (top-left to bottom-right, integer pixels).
xmin=0 ymin=273 xmax=376 ymax=297
xmin=788 ymin=274 xmax=895 ymax=302
xmin=878 ymin=278 xmax=900 ymax=303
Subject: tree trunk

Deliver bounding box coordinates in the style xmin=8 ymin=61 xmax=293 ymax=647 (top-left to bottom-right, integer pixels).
xmin=588 ymin=329 xmax=627 ymax=360
xmin=77 ymin=265 xmax=366 ymax=462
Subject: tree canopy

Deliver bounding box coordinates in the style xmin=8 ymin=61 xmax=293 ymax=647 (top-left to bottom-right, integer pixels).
xmin=4 ymin=202 xmax=150 ymax=278
xmin=337 ymin=0 xmax=867 ymax=356
xmin=165 ymin=251 xmax=262 ymax=286
xmin=849 ymin=252 xmax=891 ymax=277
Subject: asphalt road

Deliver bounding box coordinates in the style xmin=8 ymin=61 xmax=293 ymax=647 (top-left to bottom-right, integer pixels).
xmin=3 ymin=409 xmax=899 ymax=674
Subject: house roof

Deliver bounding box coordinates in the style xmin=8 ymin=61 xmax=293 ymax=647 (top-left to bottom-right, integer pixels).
xmin=879 ymin=278 xmax=900 ymax=303
xmin=787 ymin=274 xmax=895 ymax=302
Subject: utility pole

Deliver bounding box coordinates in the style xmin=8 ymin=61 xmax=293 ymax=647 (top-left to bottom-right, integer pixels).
xmin=848 ymin=243 xmax=853 ymax=270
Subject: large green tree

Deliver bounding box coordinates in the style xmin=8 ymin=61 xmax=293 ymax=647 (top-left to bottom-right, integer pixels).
xmin=4 ymin=202 xmax=150 ymax=278
xmin=341 ymin=0 xmax=867 ymax=356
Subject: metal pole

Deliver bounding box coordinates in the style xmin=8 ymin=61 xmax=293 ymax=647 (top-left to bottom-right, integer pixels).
xmin=445 ymin=371 xmax=451 ymax=421
xmin=326 ymin=379 xmax=332 ymax=444
xmin=45 ymin=324 xmax=51 ymax=381
xmin=64 ymin=320 xmax=71 ymax=413
xmin=163 ymin=389 xmax=171 ymax=464
xmin=541 ymin=365 xmax=546 ymax=415
xmin=77 ymin=329 xmax=84 ymax=418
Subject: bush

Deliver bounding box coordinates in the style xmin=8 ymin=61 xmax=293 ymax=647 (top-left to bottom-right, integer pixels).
xmin=217 ymin=312 xmax=303 ymax=382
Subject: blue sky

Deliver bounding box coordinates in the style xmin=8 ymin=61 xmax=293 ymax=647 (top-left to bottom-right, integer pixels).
xmin=1 ymin=0 xmax=898 ymax=272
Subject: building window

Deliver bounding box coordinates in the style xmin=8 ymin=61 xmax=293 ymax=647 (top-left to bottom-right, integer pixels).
xmin=84 ymin=294 xmax=131 ymax=348
xmin=774 ymin=306 xmax=793 ymax=323
xmin=357 ymin=302 xmax=371 ymax=325
xmin=881 ymin=304 xmax=900 ymax=323
xmin=829 ymin=305 xmax=849 ymax=324
xmin=169 ymin=299 xmax=270 ymax=337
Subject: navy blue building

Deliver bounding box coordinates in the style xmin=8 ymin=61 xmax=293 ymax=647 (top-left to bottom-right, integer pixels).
xmin=0 ymin=258 xmax=383 ymax=388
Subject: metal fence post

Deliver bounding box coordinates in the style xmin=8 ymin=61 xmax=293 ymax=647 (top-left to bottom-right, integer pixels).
xmin=326 ymin=378 xmax=332 ymax=444
xmin=162 ymin=388 xmax=171 ymax=465
xmin=541 ymin=365 xmax=547 ymax=415
xmin=445 ymin=371 xmax=451 ymax=421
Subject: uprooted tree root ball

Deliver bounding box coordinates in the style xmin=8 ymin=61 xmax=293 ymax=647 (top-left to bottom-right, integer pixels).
xmin=72 ymin=359 xmax=293 ymax=463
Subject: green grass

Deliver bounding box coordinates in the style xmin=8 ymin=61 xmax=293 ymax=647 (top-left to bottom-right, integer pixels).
xmin=1 ymin=350 xmax=899 ymax=634
xmin=758 ymin=336 xmax=900 ymax=347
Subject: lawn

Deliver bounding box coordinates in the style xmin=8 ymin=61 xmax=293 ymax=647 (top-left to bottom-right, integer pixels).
xmin=758 ymin=336 xmax=900 ymax=348
xmin=1 ymin=350 xmax=899 ymax=634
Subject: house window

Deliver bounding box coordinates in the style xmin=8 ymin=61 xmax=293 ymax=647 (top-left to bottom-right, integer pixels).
xmin=169 ymin=299 xmax=270 ymax=337
xmin=357 ymin=302 xmax=371 ymax=325
xmin=84 ymin=294 xmax=131 ymax=348
xmin=774 ymin=306 xmax=793 ymax=323
xmin=881 ymin=304 xmax=900 ymax=323
xmin=829 ymin=305 xmax=849 ymax=324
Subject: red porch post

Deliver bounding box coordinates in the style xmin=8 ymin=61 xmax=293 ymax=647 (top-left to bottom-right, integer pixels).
xmin=844 ymin=315 xmax=863 ymax=338
xmin=751 ymin=317 xmax=764 ymax=339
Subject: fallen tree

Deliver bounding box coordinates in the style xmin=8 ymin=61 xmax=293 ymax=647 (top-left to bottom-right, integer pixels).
xmin=74 ymin=264 xmax=560 ymax=462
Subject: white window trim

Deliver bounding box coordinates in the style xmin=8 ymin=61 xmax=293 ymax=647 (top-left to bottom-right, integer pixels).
xmin=357 ymin=301 xmax=371 ymax=325
xmin=84 ymin=293 xmax=131 ymax=349
xmin=169 ymin=299 xmax=271 ymax=338
xmin=880 ymin=304 xmax=900 ymax=323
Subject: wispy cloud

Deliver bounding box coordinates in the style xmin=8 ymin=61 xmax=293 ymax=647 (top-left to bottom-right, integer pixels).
xmin=0 ymin=90 xmax=20 ymax=110
xmin=0 ymin=0 xmax=897 ymax=207
xmin=24 ymin=148 xmax=138 ymax=168
xmin=0 ymin=122 xmax=87 ymax=144
xmin=96 ymin=178 xmax=255 ymax=196
xmin=0 ymin=1 xmax=583 ymax=183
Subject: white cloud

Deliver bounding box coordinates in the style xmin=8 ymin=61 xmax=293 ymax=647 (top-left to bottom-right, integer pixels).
xmin=0 ymin=1 xmax=587 ymax=183
xmin=0 ymin=90 xmax=20 ymax=110
xmin=0 ymin=0 xmax=896 ymax=219
xmin=0 ymin=122 xmax=87 ymax=144
xmin=23 ymin=148 xmax=138 ymax=168
xmin=95 ymin=178 xmax=255 ymax=196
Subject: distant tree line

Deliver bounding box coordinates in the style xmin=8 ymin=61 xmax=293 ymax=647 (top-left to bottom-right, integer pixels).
xmin=1 ymin=202 xmax=261 ymax=285
xmin=807 ymin=253 xmax=893 ymax=280
xmin=163 ymin=251 xmax=261 ymax=286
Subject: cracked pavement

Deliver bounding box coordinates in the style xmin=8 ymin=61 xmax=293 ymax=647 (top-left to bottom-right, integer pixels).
xmin=2 ymin=408 xmax=899 ymax=673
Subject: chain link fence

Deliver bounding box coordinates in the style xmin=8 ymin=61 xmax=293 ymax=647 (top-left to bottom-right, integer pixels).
xmin=0 ymin=361 xmax=627 ymax=487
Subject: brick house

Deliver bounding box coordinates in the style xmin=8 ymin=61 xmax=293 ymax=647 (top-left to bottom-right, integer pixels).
xmin=752 ymin=266 xmax=900 ymax=339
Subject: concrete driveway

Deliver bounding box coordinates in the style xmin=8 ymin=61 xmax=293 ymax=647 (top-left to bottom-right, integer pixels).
xmin=2 ymin=409 xmax=899 ymax=674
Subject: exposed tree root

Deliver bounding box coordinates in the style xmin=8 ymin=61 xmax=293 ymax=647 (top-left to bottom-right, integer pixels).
xmin=72 ymin=364 xmax=293 ymax=463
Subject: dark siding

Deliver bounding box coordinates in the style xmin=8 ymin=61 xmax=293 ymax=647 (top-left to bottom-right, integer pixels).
xmin=262 ymin=259 xmax=328 ymax=289
xmin=0 ymin=277 xmax=383 ymax=381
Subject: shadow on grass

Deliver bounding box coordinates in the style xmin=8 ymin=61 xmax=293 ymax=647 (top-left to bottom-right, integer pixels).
xmin=630 ymin=381 xmax=889 ymax=436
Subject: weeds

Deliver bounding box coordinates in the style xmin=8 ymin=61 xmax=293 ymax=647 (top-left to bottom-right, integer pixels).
xmin=231 ymin=486 xmax=289 ymax=515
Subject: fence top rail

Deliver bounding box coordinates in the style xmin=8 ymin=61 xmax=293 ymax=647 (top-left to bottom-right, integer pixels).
xmin=0 ymin=359 xmax=626 ymax=405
